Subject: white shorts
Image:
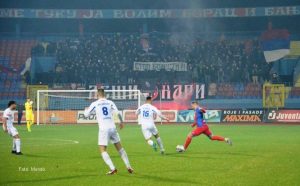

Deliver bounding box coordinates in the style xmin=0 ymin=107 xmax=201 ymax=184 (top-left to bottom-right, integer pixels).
xmin=141 ymin=125 xmax=158 ymax=140
xmin=98 ymin=128 xmax=120 ymax=146
xmin=8 ymin=127 xmax=19 ymax=137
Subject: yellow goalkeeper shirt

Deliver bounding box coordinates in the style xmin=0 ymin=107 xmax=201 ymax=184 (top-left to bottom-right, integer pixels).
xmin=25 ymin=102 xmax=33 ymax=114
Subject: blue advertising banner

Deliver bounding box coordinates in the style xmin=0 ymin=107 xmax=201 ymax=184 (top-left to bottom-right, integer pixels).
xmin=177 ymin=110 xmax=221 ymax=123
xmin=0 ymin=6 xmax=299 ymax=19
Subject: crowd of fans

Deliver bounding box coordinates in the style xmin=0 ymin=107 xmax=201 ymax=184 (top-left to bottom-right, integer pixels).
xmin=32 ymin=33 xmax=271 ymax=85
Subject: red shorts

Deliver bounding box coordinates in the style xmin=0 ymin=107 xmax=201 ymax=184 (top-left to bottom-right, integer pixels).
xmin=192 ymin=125 xmax=212 ymax=137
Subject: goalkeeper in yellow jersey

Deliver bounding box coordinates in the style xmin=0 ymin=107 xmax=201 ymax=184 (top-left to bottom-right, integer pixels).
xmin=25 ymin=98 xmax=34 ymax=132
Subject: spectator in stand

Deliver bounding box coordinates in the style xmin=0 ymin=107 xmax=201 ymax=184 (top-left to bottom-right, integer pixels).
xmin=252 ymin=64 xmax=259 ymax=84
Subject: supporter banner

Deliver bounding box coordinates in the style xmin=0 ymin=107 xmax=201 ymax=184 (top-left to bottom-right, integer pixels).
xmin=77 ymin=111 xmax=122 ymax=124
xmin=266 ymin=110 xmax=300 ymax=123
xmin=123 ymin=110 xmax=177 ymax=123
xmin=0 ymin=7 xmax=299 ymax=19
xmin=177 ymin=110 xmax=222 ymax=123
xmin=133 ymin=62 xmax=187 ymax=71
xmin=87 ymin=83 xmax=205 ymax=102
xmin=222 ymin=109 xmax=264 ymax=122
xmin=0 ymin=111 xmax=26 ymax=124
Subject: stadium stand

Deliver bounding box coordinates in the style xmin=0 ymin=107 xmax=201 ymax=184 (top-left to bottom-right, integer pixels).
xmin=1 ymin=33 xmax=300 ymax=107
xmin=0 ymin=39 xmax=36 ymax=100
xmin=31 ymin=33 xmax=271 ymax=85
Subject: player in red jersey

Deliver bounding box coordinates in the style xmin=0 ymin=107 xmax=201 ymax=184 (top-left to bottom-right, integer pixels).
xmin=182 ymin=101 xmax=232 ymax=151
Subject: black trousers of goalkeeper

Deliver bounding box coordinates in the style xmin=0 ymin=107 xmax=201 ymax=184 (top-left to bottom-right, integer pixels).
xmin=18 ymin=112 xmax=23 ymax=125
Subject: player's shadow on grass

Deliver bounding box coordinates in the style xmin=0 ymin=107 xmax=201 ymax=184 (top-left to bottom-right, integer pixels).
xmin=119 ymin=172 xmax=199 ymax=185
xmin=23 ymin=153 xmax=61 ymax=159
xmin=0 ymin=174 xmax=98 ymax=185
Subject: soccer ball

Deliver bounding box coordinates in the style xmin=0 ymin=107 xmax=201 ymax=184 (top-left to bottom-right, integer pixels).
xmin=176 ymin=145 xmax=185 ymax=152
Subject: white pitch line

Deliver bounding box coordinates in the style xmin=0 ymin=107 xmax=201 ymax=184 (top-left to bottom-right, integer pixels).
xmin=22 ymin=138 xmax=79 ymax=146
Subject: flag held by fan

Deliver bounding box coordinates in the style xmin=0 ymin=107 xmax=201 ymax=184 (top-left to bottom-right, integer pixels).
xmin=261 ymin=29 xmax=290 ymax=63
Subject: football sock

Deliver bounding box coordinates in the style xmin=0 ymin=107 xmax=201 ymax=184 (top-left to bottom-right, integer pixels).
xmin=15 ymin=139 xmax=21 ymax=153
xmin=27 ymin=122 xmax=31 ymax=132
xmin=184 ymin=136 xmax=192 ymax=150
xmin=101 ymin=152 xmax=115 ymax=170
xmin=156 ymin=137 xmax=164 ymax=150
xmin=119 ymin=148 xmax=131 ymax=168
xmin=211 ymin=136 xmax=225 ymax=141
xmin=147 ymin=140 xmax=154 ymax=146
xmin=12 ymin=139 xmax=16 ymax=151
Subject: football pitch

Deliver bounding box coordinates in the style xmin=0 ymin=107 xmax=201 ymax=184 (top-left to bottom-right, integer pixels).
xmin=0 ymin=124 xmax=300 ymax=186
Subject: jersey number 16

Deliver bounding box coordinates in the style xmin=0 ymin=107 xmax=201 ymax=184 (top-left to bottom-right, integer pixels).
xmin=143 ymin=110 xmax=149 ymax=117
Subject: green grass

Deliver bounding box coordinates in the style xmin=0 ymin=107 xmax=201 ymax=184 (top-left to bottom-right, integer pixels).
xmin=0 ymin=124 xmax=300 ymax=186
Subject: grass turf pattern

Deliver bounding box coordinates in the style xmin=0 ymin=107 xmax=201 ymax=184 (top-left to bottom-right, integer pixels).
xmin=0 ymin=124 xmax=299 ymax=186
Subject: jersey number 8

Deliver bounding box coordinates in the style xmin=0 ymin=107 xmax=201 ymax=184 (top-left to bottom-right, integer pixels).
xmin=102 ymin=107 xmax=108 ymax=116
